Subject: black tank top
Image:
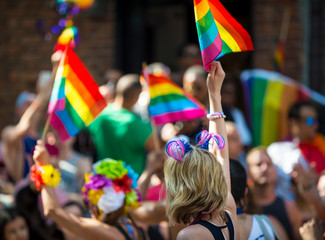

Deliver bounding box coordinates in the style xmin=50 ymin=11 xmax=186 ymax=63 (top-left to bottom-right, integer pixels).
xmin=116 ymin=224 xmax=146 ymax=240
xmin=194 ymin=212 xmax=235 ymax=240
xmin=261 ymin=196 xmax=293 ymax=238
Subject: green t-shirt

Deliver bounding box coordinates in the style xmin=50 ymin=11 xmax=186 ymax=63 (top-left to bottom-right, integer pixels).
xmin=88 ymin=104 xmax=152 ymax=174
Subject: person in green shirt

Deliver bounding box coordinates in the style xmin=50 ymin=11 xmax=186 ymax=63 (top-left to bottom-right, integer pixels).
xmin=88 ymin=74 xmax=155 ymax=174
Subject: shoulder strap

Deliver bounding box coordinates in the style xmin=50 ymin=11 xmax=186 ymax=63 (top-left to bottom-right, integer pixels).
xmin=225 ymin=211 xmax=235 ymax=240
xmin=116 ymin=225 xmax=132 ymax=240
xmin=260 ymin=215 xmax=280 ymax=240
xmin=196 ymin=220 xmax=225 ymax=240
xmin=254 ymin=215 xmax=273 ymax=240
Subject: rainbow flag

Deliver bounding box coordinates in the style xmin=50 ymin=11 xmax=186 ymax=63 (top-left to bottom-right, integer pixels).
xmin=194 ymin=0 xmax=254 ymax=71
xmin=273 ymin=40 xmax=285 ymax=73
xmin=144 ymin=71 xmax=207 ymax=126
xmin=241 ymin=69 xmax=325 ymax=147
xmin=48 ymin=48 xmax=107 ymax=141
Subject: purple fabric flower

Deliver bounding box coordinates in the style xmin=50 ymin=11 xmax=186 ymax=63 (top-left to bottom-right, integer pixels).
xmin=84 ymin=174 xmax=112 ymax=191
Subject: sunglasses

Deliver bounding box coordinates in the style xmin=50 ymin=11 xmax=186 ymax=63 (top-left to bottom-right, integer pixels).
xmin=302 ymin=116 xmax=318 ymax=126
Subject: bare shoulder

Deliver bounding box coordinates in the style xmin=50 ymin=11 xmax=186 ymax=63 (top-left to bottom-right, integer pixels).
xmin=177 ymin=225 xmax=211 ymax=240
xmin=266 ymin=215 xmax=289 ymax=240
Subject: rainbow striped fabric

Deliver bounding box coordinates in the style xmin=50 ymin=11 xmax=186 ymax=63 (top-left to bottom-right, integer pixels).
xmin=48 ymin=48 xmax=107 ymax=141
xmin=274 ymin=40 xmax=285 ymax=73
xmin=144 ymin=72 xmax=206 ymax=126
xmin=194 ymin=0 xmax=254 ymax=71
xmin=241 ymin=69 xmax=325 ymax=147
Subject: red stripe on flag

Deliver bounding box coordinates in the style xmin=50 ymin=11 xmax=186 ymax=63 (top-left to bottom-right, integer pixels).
xmin=65 ymin=49 xmax=105 ymax=103
xmin=208 ymin=0 xmax=253 ymax=50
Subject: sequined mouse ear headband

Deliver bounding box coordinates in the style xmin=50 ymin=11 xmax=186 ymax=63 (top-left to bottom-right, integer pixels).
xmin=196 ymin=130 xmax=225 ymax=150
xmin=166 ymin=139 xmax=193 ymax=161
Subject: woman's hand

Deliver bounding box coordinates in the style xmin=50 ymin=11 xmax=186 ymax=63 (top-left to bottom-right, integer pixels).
xmin=33 ymin=140 xmax=50 ymax=165
xmin=207 ymin=61 xmax=225 ymax=98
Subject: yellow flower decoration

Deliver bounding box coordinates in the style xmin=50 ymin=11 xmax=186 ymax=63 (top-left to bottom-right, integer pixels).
xmin=87 ymin=189 xmax=104 ymax=206
xmin=41 ymin=165 xmax=61 ymax=187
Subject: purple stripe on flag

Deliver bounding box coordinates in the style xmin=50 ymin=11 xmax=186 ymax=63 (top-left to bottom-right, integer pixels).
xmin=48 ymin=98 xmax=65 ymax=114
xmin=50 ymin=112 xmax=71 ymax=141
xmin=151 ymin=108 xmax=206 ymax=126
xmin=201 ymin=34 xmax=222 ymax=71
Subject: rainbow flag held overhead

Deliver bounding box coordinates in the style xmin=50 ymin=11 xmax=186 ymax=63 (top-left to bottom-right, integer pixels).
xmin=48 ymin=48 xmax=107 ymax=141
xmin=143 ymin=70 xmax=207 ymax=126
xmin=241 ymin=69 xmax=325 ymax=147
xmin=194 ymin=0 xmax=254 ymax=71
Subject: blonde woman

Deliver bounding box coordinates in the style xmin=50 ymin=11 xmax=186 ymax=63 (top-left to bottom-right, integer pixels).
xmin=164 ymin=62 xmax=238 ymax=240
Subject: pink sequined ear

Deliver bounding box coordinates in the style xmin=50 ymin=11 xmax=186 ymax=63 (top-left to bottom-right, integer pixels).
xmin=196 ymin=130 xmax=225 ymax=150
xmin=166 ymin=139 xmax=193 ymax=161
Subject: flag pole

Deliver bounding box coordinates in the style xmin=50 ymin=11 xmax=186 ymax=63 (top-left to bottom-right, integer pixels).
xmin=279 ymin=8 xmax=291 ymax=43
xmin=41 ymin=113 xmax=52 ymax=142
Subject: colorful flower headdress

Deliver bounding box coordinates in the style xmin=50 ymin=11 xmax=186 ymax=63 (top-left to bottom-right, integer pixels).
xmin=82 ymin=159 xmax=141 ymax=215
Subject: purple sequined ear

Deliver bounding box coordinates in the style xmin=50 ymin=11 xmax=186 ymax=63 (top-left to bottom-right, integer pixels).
xmin=166 ymin=139 xmax=193 ymax=161
xmin=196 ymin=130 xmax=225 ymax=150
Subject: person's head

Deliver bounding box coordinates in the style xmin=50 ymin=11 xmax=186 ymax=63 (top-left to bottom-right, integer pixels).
xmin=246 ymin=147 xmax=277 ymax=186
xmin=104 ymin=69 xmax=123 ymax=87
xmin=177 ymin=43 xmax=202 ymax=71
xmin=183 ymin=65 xmax=208 ymax=105
xmin=230 ymin=159 xmax=247 ymax=208
xmin=82 ymin=159 xmax=141 ymax=224
xmin=0 ymin=208 xmax=29 ymax=240
xmin=288 ymin=101 xmax=318 ymax=141
xmin=99 ymin=84 xmax=115 ymax=103
xmin=115 ymin=74 xmax=142 ymax=107
xmin=164 ymin=132 xmax=228 ymax=225
xmin=225 ymin=121 xmax=244 ymax=159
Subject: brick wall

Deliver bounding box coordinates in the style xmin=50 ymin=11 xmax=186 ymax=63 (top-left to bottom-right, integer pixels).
xmin=0 ymin=0 xmax=116 ymax=131
xmin=253 ymin=0 xmax=304 ymax=82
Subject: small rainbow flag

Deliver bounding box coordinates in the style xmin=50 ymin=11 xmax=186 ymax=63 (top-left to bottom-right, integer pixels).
xmin=48 ymin=48 xmax=107 ymax=141
xmin=144 ymin=71 xmax=207 ymax=126
xmin=273 ymin=40 xmax=285 ymax=73
xmin=194 ymin=0 xmax=254 ymax=71
xmin=241 ymin=69 xmax=325 ymax=147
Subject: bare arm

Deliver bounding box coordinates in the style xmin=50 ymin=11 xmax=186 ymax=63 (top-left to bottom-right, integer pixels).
xmin=206 ymin=62 xmax=238 ymax=237
xmin=268 ymin=215 xmax=289 ymax=240
xmin=137 ymin=150 xmax=165 ymax=200
xmin=33 ymin=141 xmax=124 ymax=240
xmin=131 ymin=200 xmax=167 ymax=224
xmin=285 ymin=200 xmax=303 ymax=240
xmin=1 ymin=54 xmax=60 ymax=182
xmin=292 ymin=163 xmax=325 ymax=225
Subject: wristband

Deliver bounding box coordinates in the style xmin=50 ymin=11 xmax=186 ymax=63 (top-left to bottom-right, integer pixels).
xmin=207 ymin=112 xmax=226 ymax=120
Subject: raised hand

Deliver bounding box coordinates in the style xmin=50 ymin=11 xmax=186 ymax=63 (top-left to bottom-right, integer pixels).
xmin=33 ymin=140 xmax=50 ymax=165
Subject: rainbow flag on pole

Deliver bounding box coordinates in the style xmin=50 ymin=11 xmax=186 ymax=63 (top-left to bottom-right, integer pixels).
xmin=194 ymin=0 xmax=254 ymax=71
xmin=48 ymin=48 xmax=107 ymax=141
xmin=144 ymin=71 xmax=206 ymax=126
xmin=241 ymin=69 xmax=325 ymax=147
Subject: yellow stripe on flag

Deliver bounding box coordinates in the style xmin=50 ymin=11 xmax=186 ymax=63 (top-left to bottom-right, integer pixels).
xmin=215 ymin=21 xmax=241 ymax=52
xmin=149 ymin=83 xmax=183 ymax=99
xmin=261 ymin=81 xmax=284 ymax=146
xmin=65 ymin=80 xmax=94 ymax=125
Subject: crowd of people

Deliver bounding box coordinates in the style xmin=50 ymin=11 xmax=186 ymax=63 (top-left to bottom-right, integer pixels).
xmin=0 ymin=43 xmax=325 ymax=240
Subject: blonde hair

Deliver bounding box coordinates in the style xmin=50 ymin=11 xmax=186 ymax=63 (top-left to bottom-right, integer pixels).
xmin=164 ymin=147 xmax=228 ymax=225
